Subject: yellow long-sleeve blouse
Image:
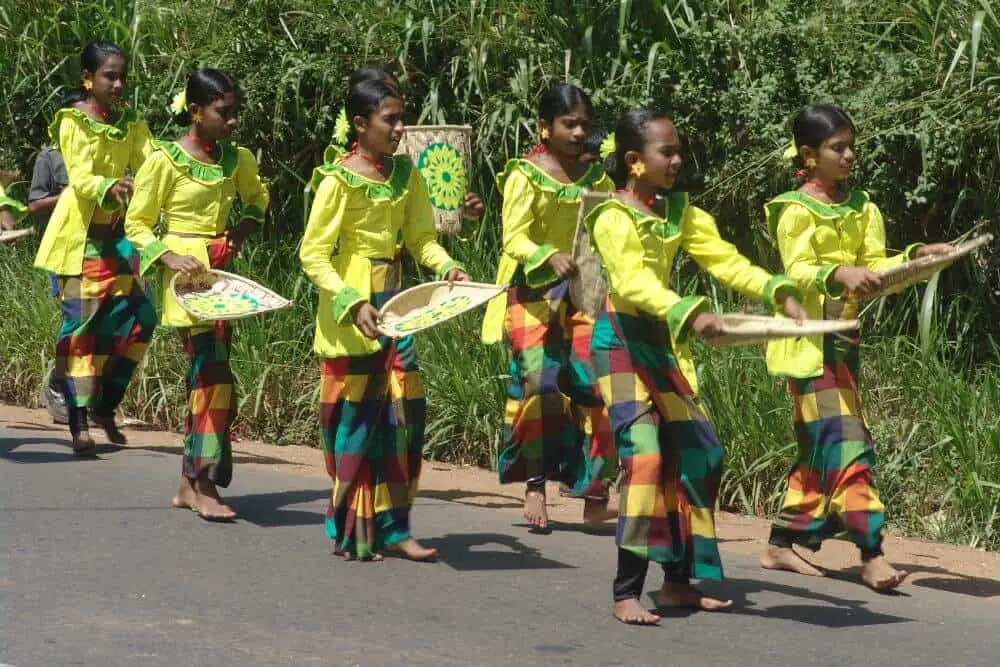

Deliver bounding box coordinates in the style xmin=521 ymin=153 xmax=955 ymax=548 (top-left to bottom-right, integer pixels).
xmin=300 ymin=155 xmax=463 ymax=358
xmin=586 ymin=195 xmax=798 ymax=394
xmin=764 ymin=190 xmax=922 ymax=379
xmin=0 ymin=184 xmax=27 ymax=223
xmin=124 ymin=140 xmax=269 ymax=327
xmin=34 ymin=107 xmax=153 ymax=275
xmin=480 ymin=158 xmax=614 ymax=343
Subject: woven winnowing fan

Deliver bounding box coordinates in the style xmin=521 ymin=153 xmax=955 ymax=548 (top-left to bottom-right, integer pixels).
xmin=377 ymin=281 xmax=506 ymax=338
xmin=396 ymin=125 xmax=472 ymax=236
xmin=171 ymin=269 xmax=293 ymax=322
xmin=869 ymin=234 xmax=993 ymax=298
xmin=704 ymin=314 xmax=859 ymax=347
xmin=0 ymin=228 xmax=34 ymax=243
xmin=569 ymin=189 xmax=613 ymax=319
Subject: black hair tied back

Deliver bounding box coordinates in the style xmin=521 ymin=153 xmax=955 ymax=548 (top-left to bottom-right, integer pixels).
xmin=173 ymin=68 xmax=240 ymax=125
xmin=790 ymin=104 xmax=856 ymax=167
xmin=342 ymin=77 xmax=400 ymax=148
xmin=62 ymin=41 xmax=125 ymax=108
xmin=537 ymin=83 xmax=594 ymax=125
xmin=605 ymin=108 xmax=670 ymax=188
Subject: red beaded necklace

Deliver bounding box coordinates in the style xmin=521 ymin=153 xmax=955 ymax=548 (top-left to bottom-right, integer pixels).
xmin=347 ymin=142 xmax=385 ymax=172
xmin=83 ymin=99 xmax=111 ymax=123
xmin=186 ymin=131 xmax=219 ymax=158
xmin=617 ymin=187 xmax=657 ymax=208
xmin=525 ymin=143 xmax=549 ymax=157
xmin=805 ymin=178 xmax=841 ymax=200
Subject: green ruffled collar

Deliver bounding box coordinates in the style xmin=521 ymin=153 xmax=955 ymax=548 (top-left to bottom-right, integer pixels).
xmin=48 ymin=106 xmax=142 ymax=145
xmin=311 ymin=154 xmax=413 ymax=202
xmin=154 ymin=140 xmax=239 ymax=183
xmin=584 ymin=192 xmax=689 ymax=240
xmin=497 ymin=158 xmax=607 ymax=202
xmin=765 ymin=189 xmax=870 ymax=239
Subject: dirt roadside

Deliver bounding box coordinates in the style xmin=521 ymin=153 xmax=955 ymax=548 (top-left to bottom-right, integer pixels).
xmin=4 ymin=402 xmax=998 ymax=600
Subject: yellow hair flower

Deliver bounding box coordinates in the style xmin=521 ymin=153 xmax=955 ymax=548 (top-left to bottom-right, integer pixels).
xmin=170 ymin=89 xmax=187 ymax=116
xmin=781 ymin=139 xmax=799 ymax=161
xmin=599 ymin=132 xmax=616 ymax=159
xmin=334 ymin=106 xmax=350 ymax=145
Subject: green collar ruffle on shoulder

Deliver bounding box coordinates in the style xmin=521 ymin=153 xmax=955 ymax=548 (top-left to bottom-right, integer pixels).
xmin=48 ymin=106 xmax=142 ymax=145
xmin=311 ymin=154 xmax=413 ymax=202
xmin=583 ymin=192 xmax=689 ymax=240
xmin=765 ymin=189 xmax=870 ymax=239
xmin=154 ymin=140 xmax=239 ymax=183
xmin=496 ymin=158 xmax=607 ymax=203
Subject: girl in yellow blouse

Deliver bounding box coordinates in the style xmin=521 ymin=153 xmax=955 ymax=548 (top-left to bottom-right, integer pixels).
xmin=586 ymin=109 xmax=804 ymax=625
xmin=33 ymin=42 xmax=155 ymax=456
xmin=761 ymin=105 xmax=949 ymax=590
xmin=481 ymin=85 xmax=616 ymax=531
xmin=125 ymin=69 xmax=269 ymax=522
xmin=0 ymin=183 xmax=27 ymax=231
xmin=301 ymin=76 xmax=468 ymax=561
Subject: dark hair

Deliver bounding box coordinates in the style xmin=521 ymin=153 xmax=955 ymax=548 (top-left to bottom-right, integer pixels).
xmin=537 ymin=83 xmax=593 ymax=125
xmin=605 ymin=108 xmax=671 ymax=187
xmin=62 ymin=41 xmax=126 ymax=107
xmin=583 ymin=124 xmax=610 ymax=163
xmin=343 ymin=78 xmax=401 ymax=147
xmin=791 ymin=104 xmax=856 ymax=166
xmin=348 ymin=63 xmax=401 ymax=93
xmin=173 ymin=68 xmax=240 ymax=125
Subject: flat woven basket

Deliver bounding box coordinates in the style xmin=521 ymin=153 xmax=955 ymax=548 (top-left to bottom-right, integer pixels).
xmin=377 ymin=281 xmax=506 ymax=338
xmin=869 ymin=233 xmax=993 ymax=299
xmin=569 ymin=190 xmax=613 ymax=318
xmin=0 ymin=228 xmax=34 ymax=243
xmin=704 ymin=314 xmax=859 ymax=347
xmin=396 ymin=125 xmax=472 ymax=236
xmin=171 ymin=269 xmax=293 ymax=322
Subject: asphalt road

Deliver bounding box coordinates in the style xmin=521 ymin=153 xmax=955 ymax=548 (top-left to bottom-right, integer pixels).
xmin=2 ymin=426 xmax=997 ymax=666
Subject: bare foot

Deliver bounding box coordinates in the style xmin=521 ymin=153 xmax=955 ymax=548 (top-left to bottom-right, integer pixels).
xmin=655 ymin=581 xmax=733 ymax=612
xmin=193 ymin=476 xmax=237 ymax=522
xmin=582 ymin=497 xmax=617 ymax=524
xmin=760 ymin=545 xmax=825 ymax=577
xmin=861 ymin=556 xmax=908 ymax=591
xmin=342 ymin=552 xmax=384 ymax=562
xmin=171 ymin=477 xmax=197 ymax=511
xmin=90 ymin=414 xmax=127 ymax=445
xmin=613 ymin=599 xmax=660 ymax=626
xmin=72 ymin=432 xmax=97 ymax=458
xmin=386 ymin=538 xmax=438 ymax=562
xmin=524 ymin=489 xmax=548 ymax=530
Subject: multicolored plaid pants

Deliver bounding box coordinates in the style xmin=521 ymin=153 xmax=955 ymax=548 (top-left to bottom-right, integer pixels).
xmin=769 ymin=333 xmax=885 ymax=555
xmin=498 ymin=276 xmax=614 ymax=498
xmin=320 ymin=261 xmax=425 ymax=559
xmin=179 ymin=321 xmax=235 ymax=487
xmin=592 ymin=295 xmax=724 ymax=582
xmin=54 ymin=225 xmax=156 ymax=420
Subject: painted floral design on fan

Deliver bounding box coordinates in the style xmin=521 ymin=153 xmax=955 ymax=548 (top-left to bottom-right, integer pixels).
xmin=417 ymin=142 xmax=466 ymax=211
xmin=384 ymin=294 xmax=473 ymax=334
xmin=183 ymin=292 xmax=261 ymax=318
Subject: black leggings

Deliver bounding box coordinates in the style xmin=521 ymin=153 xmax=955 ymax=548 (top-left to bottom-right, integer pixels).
xmin=613 ymin=548 xmax=688 ymax=602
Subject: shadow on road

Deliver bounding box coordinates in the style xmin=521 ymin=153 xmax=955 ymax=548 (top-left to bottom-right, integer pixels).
xmin=422 ymin=532 xmax=576 ymax=571
xmin=228 ymin=488 xmax=328 ymax=527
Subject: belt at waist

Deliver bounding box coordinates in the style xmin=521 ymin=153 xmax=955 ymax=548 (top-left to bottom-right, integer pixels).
xmin=165 ymin=231 xmax=226 ymax=239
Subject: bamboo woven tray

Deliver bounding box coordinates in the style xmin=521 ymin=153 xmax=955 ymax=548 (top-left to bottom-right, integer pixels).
xmin=569 ymin=190 xmax=612 ymax=318
xmin=0 ymin=228 xmax=34 ymax=243
xmin=171 ymin=269 xmax=293 ymax=322
xmin=868 ymin=234 xmax=993 ymax=298
xmin=704 ymin=314 xmax=859 ymax=347
xmin=377 ymin=281 xmax=506 ymax=338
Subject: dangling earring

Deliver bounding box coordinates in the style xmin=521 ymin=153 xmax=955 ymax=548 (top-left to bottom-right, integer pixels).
xmin=83 ymin=80 xmax=93 ymax=91
xmin=804 ymin=157 xmax=817 ymax=168
xmin=629 ymin=160 xmax=646 ymax=178
xmin=539 ymin=127 xmax=550 ymax=141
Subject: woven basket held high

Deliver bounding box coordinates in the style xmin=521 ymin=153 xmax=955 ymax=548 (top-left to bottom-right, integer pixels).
xmin=395 ymin=125 xmax=472 ymax=235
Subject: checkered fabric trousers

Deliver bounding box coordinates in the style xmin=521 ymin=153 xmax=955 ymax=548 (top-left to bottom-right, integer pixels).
xmin=591 ymin=295 xmax=724 ymax=582
xmin=498 ymin=275 xmax=615 ymax=498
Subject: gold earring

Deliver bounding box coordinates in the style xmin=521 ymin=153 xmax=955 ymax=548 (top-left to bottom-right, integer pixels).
xmin=805 ymin=157 xmax=817 ymax=169
xmin=629 ymin=160 xmax=646 ymax=178
xmin=539 ymin=127 xmax=550 ymax=141
xmin=83 ymin=80 xmax=93 ymax=91
xmin=192 ymin=111 xmax=204 ymax=125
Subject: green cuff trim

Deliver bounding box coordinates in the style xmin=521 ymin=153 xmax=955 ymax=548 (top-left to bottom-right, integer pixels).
xmin=762 ymin=275 xmax=802 ymax=313
xmin=816 ymin=264 xmax=845 ymax=298
xmin=903 ymin=243 xmax=924 ymax=261
xmin=436 ymin=260 xmax=466 ymax=281
xmin=241 ymin=204 xmax=266 ymax=224
xmin=0 ymin=196 xmax=27 ymax=224
xmin=331 ymin=287 xmax=366 ymax=324
xmin=139 ymin=240 xmax=170 ymax=276
xmin=95 ymin=177 xmax=119 ymax=210
xmin=523 ymin=244 xmax=559 ymax=288
xmin=666 ymin=296 xmax=709 ymax=347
